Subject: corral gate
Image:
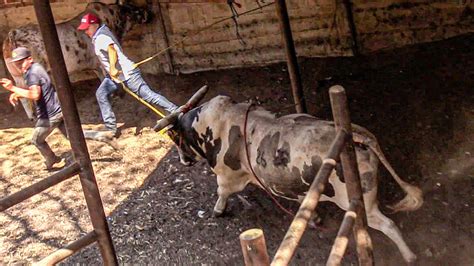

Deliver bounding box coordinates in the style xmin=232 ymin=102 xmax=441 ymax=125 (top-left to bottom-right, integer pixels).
xmin=0 ymin=1 xmax=117 ymax=265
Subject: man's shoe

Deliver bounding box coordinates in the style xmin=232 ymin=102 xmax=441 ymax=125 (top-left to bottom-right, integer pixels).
xmin=45 ymin=157 xmax=66 ymax=171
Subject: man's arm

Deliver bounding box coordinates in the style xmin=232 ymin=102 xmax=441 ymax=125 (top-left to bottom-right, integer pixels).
xmin=107 ymin=44 xmax=120 ymax=79
xmin=0 ymin=78 xmax=41 ymax=101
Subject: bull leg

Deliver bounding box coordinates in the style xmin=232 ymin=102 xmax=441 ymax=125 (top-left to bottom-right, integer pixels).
xmin=366 ymin=206 xmax=417 ymax=263
xmin=214 ymin=174 xmax=250 ymax=216
xmin=358 ymin=157 xmax=416 ymax=262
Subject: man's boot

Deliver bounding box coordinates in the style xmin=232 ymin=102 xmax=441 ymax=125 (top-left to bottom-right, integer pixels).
xmin=45 ymin=156 xmax=66 ymax=171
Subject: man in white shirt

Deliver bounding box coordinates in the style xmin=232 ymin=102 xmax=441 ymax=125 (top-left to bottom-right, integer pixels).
xmin=77 ymin=13 xmax=178 ymax=137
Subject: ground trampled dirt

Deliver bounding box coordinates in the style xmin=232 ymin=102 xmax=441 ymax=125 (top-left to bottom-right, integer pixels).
xmin=1 ymin=34 xmax=473 ymax=265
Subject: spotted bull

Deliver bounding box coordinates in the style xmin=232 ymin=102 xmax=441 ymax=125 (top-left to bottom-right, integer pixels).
xmin=2 ymin=1 xmax=151 ymax=87
xmin=165 ymin=95 xmax=423 ymax=263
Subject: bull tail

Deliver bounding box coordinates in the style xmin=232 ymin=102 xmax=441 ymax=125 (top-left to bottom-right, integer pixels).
xmin=352 ymin=125 xmax=423 ymax=213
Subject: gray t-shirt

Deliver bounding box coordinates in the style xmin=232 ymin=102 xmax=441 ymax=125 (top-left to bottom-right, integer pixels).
xmin=24 ymin=63 xmax=61 ymax=120
xmin=92 ymin=24 xmax=135 ymax=81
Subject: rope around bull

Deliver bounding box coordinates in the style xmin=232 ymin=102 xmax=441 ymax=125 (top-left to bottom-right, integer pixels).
xmin=243 ymin=103 xmax=295 ymax=217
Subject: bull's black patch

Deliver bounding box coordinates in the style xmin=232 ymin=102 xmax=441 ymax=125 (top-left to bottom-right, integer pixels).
xmin=301 ymin=155 xmax=322 ymax=184
xmin=199 ymin=127 xmax=222 ymax=168
xmin=335 ymin=162 xmax=345 ymax=183
xmin=273 ymin=141 xmax=291 ymax=167
xmin=323 ymin=182 xmax=336 ymax=198
xmin=256 ymin=132 xmax=280 ymax=168
xmin=360 ymin=172 xmax=375 ymax=193
xmin=65 ymin=45 xmax=70 ymax=52
xmin=224 ymin=126 xmax=242 ymax=170
xmin=320 ymin=130 xmax=334 ymax=144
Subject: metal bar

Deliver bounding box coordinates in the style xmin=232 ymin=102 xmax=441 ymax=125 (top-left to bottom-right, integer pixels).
xmin=271 ymin=130 xmax=348 ymax=266
xmin=326 ymin=201 xmax=359 ymax=266
xmin=275 ymin=0 xmax=307 ymax=114
xmin=342 ymin=0 xmax=360 ymax=56
xmin=32 ymin=1 xmax=117 ymax=265
xmin=35 ymin=231 xmax=98 ymax=266
xmin=0 ymin=162 xmax=80 ymax=212
xmin=329 ymin=85 xmax=373 ymax=265
xmin=240 ymin=228 xmax=270 ymax=266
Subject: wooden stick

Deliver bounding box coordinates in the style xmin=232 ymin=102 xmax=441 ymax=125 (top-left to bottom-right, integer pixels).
xmin=240 ymin=228 xmax=270 ymax=266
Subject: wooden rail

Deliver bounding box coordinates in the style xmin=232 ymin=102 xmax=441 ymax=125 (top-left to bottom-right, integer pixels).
xmin=1 ymin=1 xmax=118 ymax=265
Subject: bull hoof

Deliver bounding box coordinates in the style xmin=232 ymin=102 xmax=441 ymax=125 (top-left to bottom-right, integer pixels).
xmin=213 ymin=209 xmax=224 ymax=217
xmin=405 ymin=254 xmax=417 ymax=265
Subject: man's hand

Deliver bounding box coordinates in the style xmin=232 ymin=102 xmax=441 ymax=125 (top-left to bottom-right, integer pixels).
xmin=0 ymin=78 xmax=14 ymax=91
xmin=109 ymin=68 xmax=121 ymax=80
xmin=8 ymin=93 xmax=19 ymax=106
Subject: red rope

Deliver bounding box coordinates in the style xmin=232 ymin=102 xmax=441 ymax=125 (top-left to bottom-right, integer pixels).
xmin=243 ymin=104 xmax=294 ymax=217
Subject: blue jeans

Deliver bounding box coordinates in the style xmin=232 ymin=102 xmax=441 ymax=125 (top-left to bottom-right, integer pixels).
xmin=96 ymin=69 xmax=178 ymax=132
xmin=32 ymin=112 xmax=67 ymax=163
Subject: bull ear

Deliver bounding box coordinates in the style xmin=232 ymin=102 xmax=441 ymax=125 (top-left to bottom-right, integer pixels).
xmin=153 ymin=85 xmax=208 ymax=132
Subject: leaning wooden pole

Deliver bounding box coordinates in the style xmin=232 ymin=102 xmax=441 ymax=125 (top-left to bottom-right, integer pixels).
xmin=342 ymin=0 xmax=360 ymax=56
xmin=275 ymin=0 xmax=307 ymax=114
xmin=329 ymin=85 xmax=373 ymax=265
xmin=33 ymin=1 xmax=118 ymax=265
xmin=327 ymin=201 xmax=358 ymax=265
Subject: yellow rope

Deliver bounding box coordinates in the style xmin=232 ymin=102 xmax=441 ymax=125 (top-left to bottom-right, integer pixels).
xmin=111 ymin=77 xmax=168 ymax=135
xmin=108 ymin=2 xmax=275 ymax=135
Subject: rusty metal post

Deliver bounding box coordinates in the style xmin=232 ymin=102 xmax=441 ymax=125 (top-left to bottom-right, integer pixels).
xmin=275 ymin=0 xmax=307 ymax=114
xmin=329 ymin=85 xmax=373 ymax=265
xmin=32 ymin=1 xmax=117 ymax=265
xmin=240 ymin=228 xmax=270 ymax=266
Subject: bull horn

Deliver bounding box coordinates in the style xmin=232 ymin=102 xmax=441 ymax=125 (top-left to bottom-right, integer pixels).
xmin=154 ymin=85 xmax=209 ymax=132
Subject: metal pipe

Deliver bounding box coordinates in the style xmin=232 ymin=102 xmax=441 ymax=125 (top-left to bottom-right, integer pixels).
xmin=271 ymin=130 xmax=348 ymax=265
xmin=0 ymin=162 xmax=80 ymax=212
xmin=32 ymin=1 xmax=117 ymax=265
xmin=329 ymin=85 xmax=373 ymax=265
xmin=326 ymin=201 xmax=359 ymax=266
xmin=35 ymin=231 xmax=98 ymax=266
xmin=275 ymin=0 xmax=307 ymax=114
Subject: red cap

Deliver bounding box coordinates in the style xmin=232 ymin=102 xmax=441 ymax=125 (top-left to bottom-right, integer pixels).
xmin=77 ymin=13 xmax=100 ymax=30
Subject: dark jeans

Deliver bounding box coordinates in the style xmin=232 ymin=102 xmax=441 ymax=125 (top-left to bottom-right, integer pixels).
xmin=96 ymin=69 xmax=178 ymax=132
xmin=31 ymin=112 xmax=67 ymax=163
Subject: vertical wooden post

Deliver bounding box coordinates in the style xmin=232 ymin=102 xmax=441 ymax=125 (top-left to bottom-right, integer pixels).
xmin=33 ymin=1 xmax=118 ymax=265
xmin=329 ymin=85 xmax=373 ymax=265
xmin=240 ymin=228 xmax=270 ymax=266
xmin=154 ymin=2 xmax=175 ymax=74
xmin=342 ymin=0 xmax=360 ymax=56
xmin=275 ymin=0 xmax=307 ymax=114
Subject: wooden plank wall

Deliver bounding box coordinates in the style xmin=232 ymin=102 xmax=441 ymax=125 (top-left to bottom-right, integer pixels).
xmin=0 ymin=0 xmax=473 ymax=77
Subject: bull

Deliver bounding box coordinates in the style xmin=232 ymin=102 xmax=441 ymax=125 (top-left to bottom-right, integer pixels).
xmin=156 ymin=87 xmax=423 ymax=263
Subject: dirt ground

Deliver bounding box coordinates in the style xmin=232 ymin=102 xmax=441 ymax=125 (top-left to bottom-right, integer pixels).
xmin=1 ymin=34 xmax=473 ymax=265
